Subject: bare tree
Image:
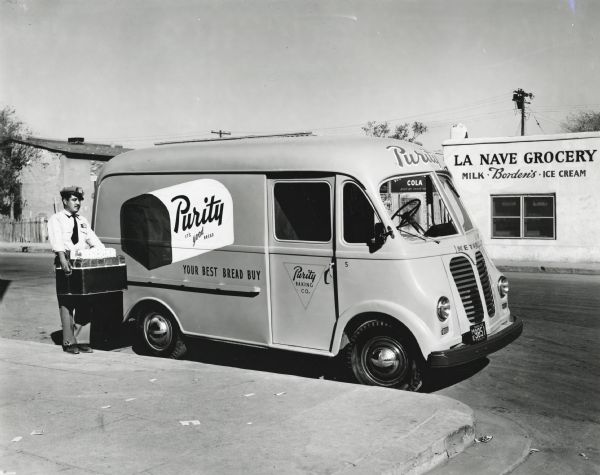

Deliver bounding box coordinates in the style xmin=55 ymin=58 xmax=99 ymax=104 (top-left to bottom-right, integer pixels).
xmin=0 ymin=107 xmax=40 ymax=219
xmin=561 ymin=110 xmax=600 ymax=133
xmin=362 ymin=120 xmax=428 ymax=143
xmin=362 ymin=121 xmax=390 ymax=138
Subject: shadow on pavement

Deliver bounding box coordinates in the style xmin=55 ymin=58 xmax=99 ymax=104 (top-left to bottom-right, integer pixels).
xmin=86 ymin=313 xmax=489 ymax=392
xmin=0 ymin=279 xmax=11 ymax=302
xmin=50 ymin=330 xmax=62 ymax=345
xmin=421 ymin=358 xmax=490 ymax=393
xmin=184 ymin=337 xmax=351 ymax=383
xmin=93 ymin=320 xmax=353 ymax=384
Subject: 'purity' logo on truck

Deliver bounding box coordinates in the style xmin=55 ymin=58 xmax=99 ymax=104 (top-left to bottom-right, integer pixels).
xmin=387 ymin=145 xmax=444 ymax=169
xmin=284 ymin=263 xmax=324 ymax=309
xmin=171 ymin=194 xmax=224 ymax=244
xmin=121 ymin=179 xmax=234 ymax=270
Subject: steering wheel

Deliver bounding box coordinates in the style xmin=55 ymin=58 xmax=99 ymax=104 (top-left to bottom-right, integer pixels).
xmin=391 ymin=199 xmax=422 ymax=230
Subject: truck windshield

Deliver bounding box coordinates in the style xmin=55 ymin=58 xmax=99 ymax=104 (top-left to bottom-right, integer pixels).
xmin=438 ymin=174 xmax=473 ymax=232
xmin=379 ymin=173 xmax=461 ymax=239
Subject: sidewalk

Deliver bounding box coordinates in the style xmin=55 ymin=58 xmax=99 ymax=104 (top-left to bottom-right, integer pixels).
xmin=0 ymin=241 xmax=53 ymax=254
xmin=494 ymin=258 xmax=600 ymax=275
xmin=0 ymin=338 xmax=474 ymax=475
xmin=2 ymin=241 xmax=598 ymax=275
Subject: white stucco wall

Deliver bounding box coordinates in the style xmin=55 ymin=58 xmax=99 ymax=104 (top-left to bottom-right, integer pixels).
xmin=20 ymin=150 xmax=62 ymax=219
xmin=20 ymin=151 xmax=104 ymax=223
xmin=443 ymin=132 xmax=600 ymax=264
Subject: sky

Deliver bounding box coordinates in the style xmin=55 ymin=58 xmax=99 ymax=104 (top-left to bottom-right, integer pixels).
xmin=1 ymin=0 xmax=599 ymax=152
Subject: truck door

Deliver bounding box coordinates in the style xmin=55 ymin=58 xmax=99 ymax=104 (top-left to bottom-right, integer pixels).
xmin=268 ymin=176 xmax=337 ymax=350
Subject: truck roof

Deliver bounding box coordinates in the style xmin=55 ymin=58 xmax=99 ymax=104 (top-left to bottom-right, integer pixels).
xmin=98 ymin=135 xmax=446 ymax=188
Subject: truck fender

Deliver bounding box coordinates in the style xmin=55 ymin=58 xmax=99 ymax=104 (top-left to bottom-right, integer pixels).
xmin=332 ymin=300 xmax=435 ymax=360
xmin=124 ymin=297 xmax=184 ymax=332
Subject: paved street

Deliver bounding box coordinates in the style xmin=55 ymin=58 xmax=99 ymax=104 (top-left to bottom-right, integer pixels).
xmin=1 ymin=252 xmax=599 ymax=473
xmin=429 ymin=272 xmax=600 ymax=474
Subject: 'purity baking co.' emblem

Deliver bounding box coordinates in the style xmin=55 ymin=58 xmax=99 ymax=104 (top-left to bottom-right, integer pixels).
xmin=284 ymin=263 xmax=325 ymax=308
xmin=121 ymin=179 xmax=234 ymax=270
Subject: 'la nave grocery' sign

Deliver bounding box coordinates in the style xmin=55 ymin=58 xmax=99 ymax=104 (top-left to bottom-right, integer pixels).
xmin=450 ymin=147 xmax=597 ymax=180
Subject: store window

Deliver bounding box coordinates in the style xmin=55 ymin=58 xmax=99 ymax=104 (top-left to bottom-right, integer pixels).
xmin=491 ymin=195 xmax=555 ymax=239
xmin=274 ymin=181 xmax=331 ymax=242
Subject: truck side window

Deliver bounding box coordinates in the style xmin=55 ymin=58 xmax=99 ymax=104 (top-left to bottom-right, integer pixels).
xmin=343 ymin=182 xmax=376 ymax=244
xmin=274 ymin=182 xmax=331 ymax=242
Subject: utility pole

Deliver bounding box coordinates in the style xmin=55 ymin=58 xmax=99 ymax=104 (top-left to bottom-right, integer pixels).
xmin=211 ymin=130 xmax=231 ymax=138
xmin=512 ymin=89 xmax=534 ymax=136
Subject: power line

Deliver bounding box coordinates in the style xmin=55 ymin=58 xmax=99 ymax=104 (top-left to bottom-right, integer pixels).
xmin=531 ymin=113 xmax=546 ymax=134
xmin=529 ymin=109 xmax=563 ymax=126
xmin=85 ymin=91 xmax=514 ymax=143
xmin=77 ymin=92 xmax=596 ymax=145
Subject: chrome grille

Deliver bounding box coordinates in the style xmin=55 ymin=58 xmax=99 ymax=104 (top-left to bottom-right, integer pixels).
xmin=476 ymin=251 xmax=496 ymax=318
xmin=449 ymin=256 xmax=484 ymax=323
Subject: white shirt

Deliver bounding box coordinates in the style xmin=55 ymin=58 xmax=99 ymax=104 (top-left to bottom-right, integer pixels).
xmin=47 ymin=210 xmax=104 ymax=253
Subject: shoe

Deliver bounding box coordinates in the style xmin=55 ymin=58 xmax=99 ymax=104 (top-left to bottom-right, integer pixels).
xmin=63 ymin=344 xmax=80 ymax=354
xmin=78 ymin=344 xmax=93 ymax=353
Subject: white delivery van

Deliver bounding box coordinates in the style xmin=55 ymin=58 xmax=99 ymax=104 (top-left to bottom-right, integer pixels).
xmin=94 ymin=135 xmax=522 ymax=390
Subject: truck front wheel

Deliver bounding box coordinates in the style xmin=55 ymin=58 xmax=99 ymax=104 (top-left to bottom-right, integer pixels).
xmin=346 ymin=320 xmax=422 ymax=391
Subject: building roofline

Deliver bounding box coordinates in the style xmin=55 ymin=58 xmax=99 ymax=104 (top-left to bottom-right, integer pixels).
xmin=1 ymin=136 xmax=131 ymax=159
xmin=442 ymin=131 xmax=600 ymax=147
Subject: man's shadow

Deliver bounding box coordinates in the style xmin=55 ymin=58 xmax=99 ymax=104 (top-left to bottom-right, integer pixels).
xmin=50 ymin=292 xmax=131 ymax=350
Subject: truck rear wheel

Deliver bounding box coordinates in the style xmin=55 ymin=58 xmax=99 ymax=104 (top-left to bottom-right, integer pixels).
xmin=134 ymin=305 xmax=187 ymax=359
xmin=346 ymin=320 xmax=422 ymax=391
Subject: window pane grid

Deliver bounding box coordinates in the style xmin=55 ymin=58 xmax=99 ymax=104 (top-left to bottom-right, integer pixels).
xmin=491 ymin=195 xmax=555 ymax=240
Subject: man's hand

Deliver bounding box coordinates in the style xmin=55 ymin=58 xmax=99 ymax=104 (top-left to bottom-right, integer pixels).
xmin=58 ymin=252 xmax=72 ymax=275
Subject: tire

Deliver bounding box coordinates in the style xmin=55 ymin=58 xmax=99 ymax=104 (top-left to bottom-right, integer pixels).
xmin=134 ymin=306 xmax=187 ymax=359
xmin=345 ymin=320 xmax=422 ymax=391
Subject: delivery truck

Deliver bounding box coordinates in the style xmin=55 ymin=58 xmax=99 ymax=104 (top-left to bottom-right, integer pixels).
xmin=93 ymin=135 xmax=522 ymax=390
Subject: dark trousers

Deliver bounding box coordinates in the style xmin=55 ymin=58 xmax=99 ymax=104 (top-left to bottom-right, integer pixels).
xmin=55 ymin=252 xmax=91 ymax=345
xmin=57 ymin=295 xmax=92 ymax=345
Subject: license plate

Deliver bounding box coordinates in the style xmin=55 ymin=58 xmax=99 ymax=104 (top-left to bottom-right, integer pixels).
xmin=470 ymin=322 xmax=487 ymax=343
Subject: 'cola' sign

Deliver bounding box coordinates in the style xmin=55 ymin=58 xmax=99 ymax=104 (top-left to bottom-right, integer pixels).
xmin=121 ymin=179 xmax=234 ymax=269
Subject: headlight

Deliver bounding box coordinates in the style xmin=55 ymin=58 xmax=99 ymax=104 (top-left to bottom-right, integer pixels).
xmin=498 ymin=276 xmax=510 ymax=298
xmin=437 ymin=297 xmax=451 ymax=322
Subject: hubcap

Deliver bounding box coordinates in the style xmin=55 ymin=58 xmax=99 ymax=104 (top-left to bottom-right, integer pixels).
xmin=362 ymin=336 xmax=408 ymax=386
xmin=144 ymin=313 xmax=172 ymax=351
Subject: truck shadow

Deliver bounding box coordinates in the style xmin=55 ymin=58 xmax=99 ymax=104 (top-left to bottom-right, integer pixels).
xmin=85 ymin=320 xmax=490 ymax=392
xmin=420 ymin=358 xmax=489 ymax=393
xmin=182 ymin=337 xmax=491 ymax=391
xmin=184 ymin=337 xmax=352 ymax=383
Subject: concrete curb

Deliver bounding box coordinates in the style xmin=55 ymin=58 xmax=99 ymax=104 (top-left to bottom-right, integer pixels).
xmin=496 ymin=264 xmax=600 ymax=275
xmin=427 ymin=409 xmax=532 ymax=475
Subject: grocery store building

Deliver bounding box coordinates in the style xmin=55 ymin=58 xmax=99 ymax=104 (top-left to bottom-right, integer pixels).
xmin=442 ymin=131 xmax=600 ymax=264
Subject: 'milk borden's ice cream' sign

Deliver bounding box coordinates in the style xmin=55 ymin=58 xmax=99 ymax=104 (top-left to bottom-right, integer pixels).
xmin=121 ymin=179 xmax=234 ymax=270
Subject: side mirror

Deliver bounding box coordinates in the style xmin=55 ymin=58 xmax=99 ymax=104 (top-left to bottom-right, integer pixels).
xmin=369 ymin=222 xmax=393 ymax=253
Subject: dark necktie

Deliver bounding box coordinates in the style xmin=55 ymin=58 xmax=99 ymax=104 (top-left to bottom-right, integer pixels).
xmin=71 ymin=214 xmax=79 ymax=244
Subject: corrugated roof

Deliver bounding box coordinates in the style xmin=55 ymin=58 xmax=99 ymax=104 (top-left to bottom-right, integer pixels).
xmin=2 ymin=137 xmax=131 ymax=159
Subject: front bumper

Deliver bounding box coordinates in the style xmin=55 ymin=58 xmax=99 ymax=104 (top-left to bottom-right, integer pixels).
xmin=427 ymin=317 xmax=523 ymax=368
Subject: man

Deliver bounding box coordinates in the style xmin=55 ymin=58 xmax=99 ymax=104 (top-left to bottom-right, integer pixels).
xmin=47 ymin=186 xmax=104 ymax=354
